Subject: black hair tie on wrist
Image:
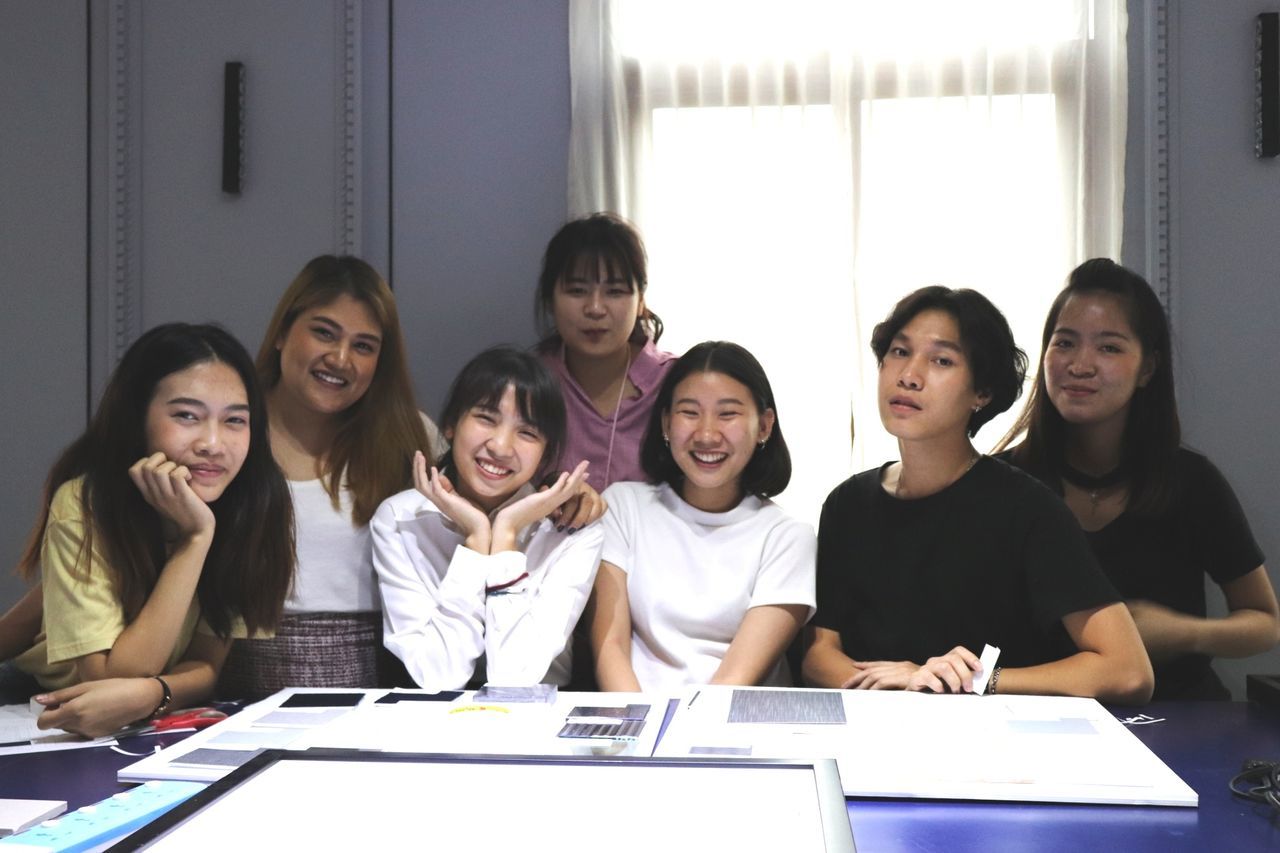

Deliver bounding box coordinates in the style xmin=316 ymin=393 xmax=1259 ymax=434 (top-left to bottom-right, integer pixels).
xmin=150 ymin=675 xmax=172 ymax=718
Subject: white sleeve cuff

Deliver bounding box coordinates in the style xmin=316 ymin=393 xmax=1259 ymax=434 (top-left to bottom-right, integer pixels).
xmin=448 ymin=546 xmax=529 ymax=593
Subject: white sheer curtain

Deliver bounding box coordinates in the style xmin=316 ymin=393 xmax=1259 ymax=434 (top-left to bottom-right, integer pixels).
xmin=569 ymin=0 xmax=1127 ymax=525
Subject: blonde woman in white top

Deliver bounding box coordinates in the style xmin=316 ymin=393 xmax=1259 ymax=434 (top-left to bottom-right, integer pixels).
xmin=219 ymin=256 xmax=443 ymax=697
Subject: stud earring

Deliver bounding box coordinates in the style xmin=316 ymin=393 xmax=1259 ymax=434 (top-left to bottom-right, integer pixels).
xmin=757 ymin=437 xmax=768 ymax=448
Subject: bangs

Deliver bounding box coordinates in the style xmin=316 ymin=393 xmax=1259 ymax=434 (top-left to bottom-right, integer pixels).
xmin=440 ymin=347 xmax=566 ymax=474
xmin=563 ymin=247 xmax=637 ymax=290
xmin=469 ymin=380 xmax=547 ymax=436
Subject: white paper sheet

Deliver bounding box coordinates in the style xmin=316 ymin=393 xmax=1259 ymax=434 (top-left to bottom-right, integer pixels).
xmin=0 ymin=703 xmax=115 ymax=755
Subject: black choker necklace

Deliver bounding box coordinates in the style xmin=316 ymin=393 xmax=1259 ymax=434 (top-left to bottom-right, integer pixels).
xmin=1060 ymin=461 xmax=1128 ymax=491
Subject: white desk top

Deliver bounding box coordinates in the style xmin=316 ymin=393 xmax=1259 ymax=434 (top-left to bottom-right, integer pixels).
xmin=119 ymin=685 xmax=1196 ymax=807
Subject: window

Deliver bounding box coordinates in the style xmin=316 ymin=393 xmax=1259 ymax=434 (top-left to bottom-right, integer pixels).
xmin=570 ymin=0 xmax=1126 ymax=522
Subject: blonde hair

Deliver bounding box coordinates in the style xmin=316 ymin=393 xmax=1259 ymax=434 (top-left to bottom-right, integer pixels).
xmin=259 ymin=255 xmax=431 ymax=525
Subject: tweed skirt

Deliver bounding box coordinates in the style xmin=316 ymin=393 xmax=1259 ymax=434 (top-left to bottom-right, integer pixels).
xmin=217 ymin=610 xmax=384 ymax=701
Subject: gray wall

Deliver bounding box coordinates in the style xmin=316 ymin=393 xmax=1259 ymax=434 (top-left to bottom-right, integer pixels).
xmin=1167 ymin=3 xmax=1280 ymax=691
xmin=391 ymin=0 xmax=570 ymax=416
xmin=0 ymin=2 xmax=88 ymax=607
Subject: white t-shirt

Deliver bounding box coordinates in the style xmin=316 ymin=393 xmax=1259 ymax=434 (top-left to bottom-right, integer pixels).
xmin=600 ymin=481 xmax=816 ymax=691
xmin=284 ymin=478 xmax=375 ymax=614
xmin=371 ymin=485 xmax=603 ymax=691
xmin=279 ymin=410 xmax=446 ymax=616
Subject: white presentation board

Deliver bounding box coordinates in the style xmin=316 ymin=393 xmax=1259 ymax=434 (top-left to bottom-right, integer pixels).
xmin=655 ymin=686 xmax=1198 ymax=806
xmin=119 ymin=688 xmax=666 ymax=785
xmin=112 ymin=752 xmax=857 ymax=853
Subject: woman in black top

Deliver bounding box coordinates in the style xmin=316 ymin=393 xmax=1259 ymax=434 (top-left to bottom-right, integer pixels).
xmin=804 ymin=286 xmax=1152 ymax=703
xmin=1002 ymin=259 xmax=1278 ymax=699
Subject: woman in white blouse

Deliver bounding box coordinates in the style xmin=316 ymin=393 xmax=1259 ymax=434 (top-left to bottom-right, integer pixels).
xmin=371 ymin=347 xmax=603 ymax=690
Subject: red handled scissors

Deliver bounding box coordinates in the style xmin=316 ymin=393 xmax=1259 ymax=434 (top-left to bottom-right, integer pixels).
xmin=115 ymin=706 xmax=228 ymax=739
xmin=150 ymin=707 xmax=227 ymax=730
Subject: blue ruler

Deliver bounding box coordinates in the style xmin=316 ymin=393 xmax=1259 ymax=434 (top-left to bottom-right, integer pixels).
xmin=0 ymin=781 xmax=205 ymax=852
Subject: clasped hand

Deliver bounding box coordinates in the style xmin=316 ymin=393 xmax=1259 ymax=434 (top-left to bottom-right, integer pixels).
xmin=34 ymin=677 xmax=161 ymax=739
xmin=842 ymin=646 xmax=983 ymax=693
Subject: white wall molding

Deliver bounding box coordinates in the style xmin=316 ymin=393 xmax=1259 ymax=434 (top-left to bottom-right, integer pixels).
xmin=105 ymin=0 xmax=142 ymax=373
xmin=336 ymin=0 xmax=362 ymax=256
xmin=95 ymin=0 xmax=368 ymax=386
xmin=1143 ymin=0 xmax=1176 ymax=311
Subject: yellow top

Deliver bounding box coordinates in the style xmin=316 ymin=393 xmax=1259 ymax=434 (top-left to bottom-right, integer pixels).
xmin=13 ymin=477 xmax=243 ymax=690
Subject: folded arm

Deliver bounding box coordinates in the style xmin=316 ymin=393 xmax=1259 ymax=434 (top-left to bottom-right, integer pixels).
xmin=37 ymin=632 xmax=230 ymax=738
xmin=997 ymin=602 xmax=1154 ymax=704
xmin=43 ymin=512 xmax=209 ymax=680
xmin=801 ymin=626 xmax=860 ymax=688
xmin=1128 ymin=565 xmax=1280 ymax=663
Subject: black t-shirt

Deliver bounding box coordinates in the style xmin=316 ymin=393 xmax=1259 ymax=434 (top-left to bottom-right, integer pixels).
xmin=813 ymin=456 xmax=1120 ymax=669
xmin=1012 ymin=448 xmax=1264 ymax=700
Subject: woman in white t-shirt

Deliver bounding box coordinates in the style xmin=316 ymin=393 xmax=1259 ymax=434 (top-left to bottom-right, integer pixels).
xmin=590 ymin=341 xmax=816 ymax=691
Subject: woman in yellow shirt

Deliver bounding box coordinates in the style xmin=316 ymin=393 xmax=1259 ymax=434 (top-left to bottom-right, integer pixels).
xmin=2 ymin=323 xmax=293 ymax=736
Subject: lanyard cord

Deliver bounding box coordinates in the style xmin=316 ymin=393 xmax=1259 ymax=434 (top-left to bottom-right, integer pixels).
xmin=602 ymin=345 xmax=632 ymax=488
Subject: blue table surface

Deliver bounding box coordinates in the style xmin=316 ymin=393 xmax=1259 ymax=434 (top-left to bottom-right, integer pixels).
xmin=845 ymin=700 xmax=1280 ymax=852
xmin=2 ymin=700 xmax=1278 ymax=851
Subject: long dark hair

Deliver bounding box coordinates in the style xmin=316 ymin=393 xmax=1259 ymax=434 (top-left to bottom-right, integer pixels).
xmin=640 ymin=341 xmax=791 ymax=499
xmin=20 ymin=323 xmax=294 ymax=637
xmin=535 ymin=212 xmax=663 ymax=347
xmin=1002 ymin=258 xmax=1180 ymax=514
xmin=437 ymin=347 xmax=567 ymax=482
xmin=258 ymin=255 xmax=432 ymax=526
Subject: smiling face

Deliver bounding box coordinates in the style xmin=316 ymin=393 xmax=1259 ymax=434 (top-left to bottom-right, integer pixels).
xmin=447 ymin=384 xmax=548 ymax=512
xmin=552 ymin=254 xmax=643 ymax=361
xmin=143 ymin=360 xmax=251 ymax=502
xmin=1044 ymin=292 xmax=1152 ymax=432
xmin=274 ymin=293 xmax=382 ymax=418
xmin=661 ymin=371 xmax=775 ymax=513
xmin=877 ymin=309 xmax=990 ymax=443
